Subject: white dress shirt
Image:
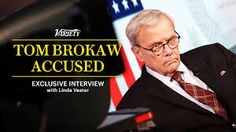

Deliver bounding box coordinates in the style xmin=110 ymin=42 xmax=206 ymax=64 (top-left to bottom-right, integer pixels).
xmin=146 ymin=62 xmax=215 ymax=113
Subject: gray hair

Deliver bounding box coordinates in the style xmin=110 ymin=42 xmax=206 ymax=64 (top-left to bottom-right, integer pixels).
xmin=126 ymin=9 xmax=175 ymax=46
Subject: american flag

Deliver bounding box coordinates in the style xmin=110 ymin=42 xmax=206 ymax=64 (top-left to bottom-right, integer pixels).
xmin=108 ymin=0 xmax=144 ymax=111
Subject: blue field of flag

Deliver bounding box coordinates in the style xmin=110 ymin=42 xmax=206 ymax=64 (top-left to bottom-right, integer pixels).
xmin=108 ymin=0 xmax=143 ymax=21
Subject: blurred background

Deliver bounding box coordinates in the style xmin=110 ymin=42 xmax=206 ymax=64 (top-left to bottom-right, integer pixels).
xmin=0 ymin=0 xmax=37 ymax=18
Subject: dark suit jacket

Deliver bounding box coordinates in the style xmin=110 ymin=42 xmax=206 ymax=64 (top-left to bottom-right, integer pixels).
xmin=117 ymin=43 xmax=236 ymax=132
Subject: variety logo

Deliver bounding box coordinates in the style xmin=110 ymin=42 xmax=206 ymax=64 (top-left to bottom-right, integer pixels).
xmin=55 ymin=29 xmax=81 ymax=37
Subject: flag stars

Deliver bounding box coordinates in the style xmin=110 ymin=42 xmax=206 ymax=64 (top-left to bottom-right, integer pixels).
xmin=112 ymin=0 xmax=120 ymax=13
xmin=131 ymin=0 xmax=138 ymax=7
xmin=122 ymin=0 xmax=129 ymax=10
xmin=109 ymin=0 xmax=143 ymax=20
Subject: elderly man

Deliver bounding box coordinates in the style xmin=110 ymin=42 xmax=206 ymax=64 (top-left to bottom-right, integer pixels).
xmin=117 ymin=9 xmax=236 ymax=132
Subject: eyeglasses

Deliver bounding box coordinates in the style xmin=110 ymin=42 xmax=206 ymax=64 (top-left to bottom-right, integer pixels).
xmin=135 ymin=31 xmax=181 ymax=56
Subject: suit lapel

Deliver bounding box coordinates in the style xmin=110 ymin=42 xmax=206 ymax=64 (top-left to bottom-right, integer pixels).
xmin=181 ymin=56 xmax=221 ymax=95
xmin=142 ymin=69 xmax=214 ymax=115
xmin=181 ymin=55 xmax=232 ymax=119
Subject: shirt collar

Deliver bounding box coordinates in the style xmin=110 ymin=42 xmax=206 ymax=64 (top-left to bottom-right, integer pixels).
xmin=178 ymin=61 xmax=188 ymax=73
xmin=146 ymin=61 xmax=189 ymax=82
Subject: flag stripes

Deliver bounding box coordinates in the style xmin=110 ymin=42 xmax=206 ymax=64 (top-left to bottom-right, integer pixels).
xmin=110 ymin=77 xmax=123 ymax=107
xmin=120 ymin=46 xmax=136 ymax=88
xmin=109 ymin=44 xmax=143 ymax=109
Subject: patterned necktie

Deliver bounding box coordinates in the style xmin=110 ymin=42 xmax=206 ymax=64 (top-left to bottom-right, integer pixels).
xmin=171 ymin=71 xmax=228 ymax=120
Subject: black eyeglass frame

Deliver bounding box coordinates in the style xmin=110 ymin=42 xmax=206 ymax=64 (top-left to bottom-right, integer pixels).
xmin=134 ymin=31 xmax=181 ymax=56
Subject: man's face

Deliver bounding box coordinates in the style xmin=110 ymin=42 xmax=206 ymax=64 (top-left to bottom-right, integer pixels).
xmin=132 ymin=15 xmax=180 ymax=77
